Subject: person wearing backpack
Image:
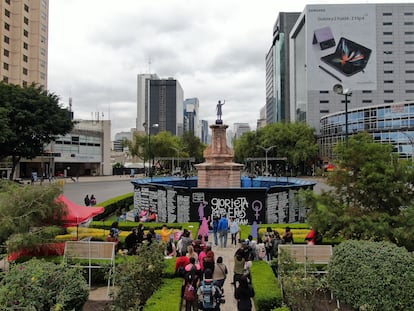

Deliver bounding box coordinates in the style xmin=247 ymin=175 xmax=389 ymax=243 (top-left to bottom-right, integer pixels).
xmin=183 ymin=264 xmax=200 ymax=311
xmin=235 ymin=275 xmax=255 ymax=311
xmin=197 ymin=268 xmax=222 ymax=311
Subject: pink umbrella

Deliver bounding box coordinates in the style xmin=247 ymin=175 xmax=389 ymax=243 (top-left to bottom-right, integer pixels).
xmin=56 ymin=195 xmax=105 ymax=239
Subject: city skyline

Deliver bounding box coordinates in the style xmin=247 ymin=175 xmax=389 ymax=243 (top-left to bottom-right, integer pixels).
xmin=48 ymin=0 xmax=407 ymax=138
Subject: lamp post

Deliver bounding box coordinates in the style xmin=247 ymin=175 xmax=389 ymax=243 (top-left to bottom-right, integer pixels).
xmin=257 ymin=145 xmax=277 ymax=176
xmin=333 ymin=84 xmax=352 ymax=147
xmin=148 ymin=123 xmax=159 ymax=179
xmin=400 ymin=131 xmax=414 ymax=163
xmin=170 ymin=147 xmax=180 ymax=175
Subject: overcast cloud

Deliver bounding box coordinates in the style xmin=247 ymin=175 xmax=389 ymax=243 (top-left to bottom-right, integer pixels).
xmin=48 ymin=0 xmax=401 ymax=139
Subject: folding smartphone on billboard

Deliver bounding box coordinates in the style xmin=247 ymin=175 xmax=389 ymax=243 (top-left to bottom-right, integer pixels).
xmin=320 ymin=37 xmax=371 ymax=76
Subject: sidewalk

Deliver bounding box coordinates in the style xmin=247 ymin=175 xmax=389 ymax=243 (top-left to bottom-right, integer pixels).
xmin=86 ymin=235 xmax=255 ymax=311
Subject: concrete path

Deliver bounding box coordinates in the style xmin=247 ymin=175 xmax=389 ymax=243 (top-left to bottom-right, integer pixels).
xmin=176 ymin=234 xmax=256 ymax=311
xmin=86 ymin=235 xmax=255 ymax=311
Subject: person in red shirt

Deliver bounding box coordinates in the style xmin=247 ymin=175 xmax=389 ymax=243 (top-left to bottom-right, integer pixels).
xmin=305 ymin=228 xmax=317 ymax=245
xmin=175 ymin=254 xmax=190 ymax=277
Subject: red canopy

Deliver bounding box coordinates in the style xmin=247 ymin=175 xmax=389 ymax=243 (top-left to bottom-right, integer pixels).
xmin=57 ymin=194 xmax=105 ymax=227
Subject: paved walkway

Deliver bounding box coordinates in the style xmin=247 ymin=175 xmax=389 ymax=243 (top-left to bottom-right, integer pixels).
xmin=87 ymin=235 xmax=255 ymax=311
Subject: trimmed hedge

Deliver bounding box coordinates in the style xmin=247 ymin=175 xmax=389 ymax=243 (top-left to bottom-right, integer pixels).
xmin=251 ymin=260 xmax=283 ymax=311
xmin=143 ymin=277 xmax=183 ymax=311
xmin=93 ymin=193 xmax=134 ymax=221
xmin=328 ymin=240 xmax=414 ymax=311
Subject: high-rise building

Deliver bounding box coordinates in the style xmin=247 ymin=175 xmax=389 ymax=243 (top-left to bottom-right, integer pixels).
xmin=289 ymin=3 xmax=414 ymax=135
xmin=233 ymin=123 xmax=251 ymax=139
xmin=266 ymin=12 xmax=300 ymax=124
xmin=184 ymin=97 xmax=200 ymax=137
xmin=136 ymin=74 xmax=184 ymax=136
xmin=200 ymin=120 xmax=209 ymax=144
xmin=149 ymin=78 xmax=184 ymax=136
xmin=136 ymin=73 xmax=159 ymax=133
xmin=0 ymin=0 xmax=48 ymax=88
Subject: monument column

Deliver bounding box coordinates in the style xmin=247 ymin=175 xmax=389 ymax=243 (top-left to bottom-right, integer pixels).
xmin=195 ymin=101 xmax=243 ymax=188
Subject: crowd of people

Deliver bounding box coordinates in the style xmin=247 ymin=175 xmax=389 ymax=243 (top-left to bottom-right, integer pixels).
xmin=103 ymin=219 xmax=321 ymax=311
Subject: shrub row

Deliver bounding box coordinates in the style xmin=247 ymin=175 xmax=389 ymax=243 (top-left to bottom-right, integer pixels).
xmin=251 ymin=260 xmax=283 ymax=311
xmin=143 ymin=278 xmax=183 ymax=311
xmin=93 ymin=193 xmax=134 ymax=221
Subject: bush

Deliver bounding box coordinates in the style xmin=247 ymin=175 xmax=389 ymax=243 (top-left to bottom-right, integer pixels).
xmin=0 ymin=258 xmax=89 ymax=310
xmin=143 ymin=278 xmax=183 ymax=310
xmin=251 ymin=260 xmax=283 ymax=310
xmin=93 ymin=193 xmax=134 ymax=221
xmin=112 ymin=243 xmax=165 ymax=310
xmin=328 ymin=240 xmax=414 ymax=311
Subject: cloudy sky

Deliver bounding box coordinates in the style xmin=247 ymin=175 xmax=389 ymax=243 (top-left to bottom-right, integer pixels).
xmin=47 ymin=0 xmax=400 ymax=139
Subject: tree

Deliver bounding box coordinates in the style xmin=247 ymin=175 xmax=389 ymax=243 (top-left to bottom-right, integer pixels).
xmin=0 ymin=181 xmax=66 ymax=249
xmin=306 ymin=132 xmax=414 ymax=250
xmin=233 ymin=122 xmax=318 ymax=174
xmin=0 ymin=83 xmax=74 ymax=179
xmin=181 ymin=131 xmax=206 ymax=163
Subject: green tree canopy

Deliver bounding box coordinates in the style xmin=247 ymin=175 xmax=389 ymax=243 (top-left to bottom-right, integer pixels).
xmin=0 ymin=83 xmax=74 ymax=178
xmin=233 ymin=122 xmax=318 ymax=174
xmin=306 ymin=132 xmax=414 ymax=250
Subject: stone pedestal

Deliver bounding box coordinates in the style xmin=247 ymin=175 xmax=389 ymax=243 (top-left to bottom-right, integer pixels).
xmin=195 ymin=123 xmax=243 ymax=188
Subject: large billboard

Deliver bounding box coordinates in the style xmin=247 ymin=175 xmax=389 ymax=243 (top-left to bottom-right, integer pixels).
xmin=306 ymin=4 xmax=377 ymax=91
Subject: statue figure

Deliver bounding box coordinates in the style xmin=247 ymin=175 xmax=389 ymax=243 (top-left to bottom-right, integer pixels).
xmin=216 ymin=100 xmax=225 ymax=121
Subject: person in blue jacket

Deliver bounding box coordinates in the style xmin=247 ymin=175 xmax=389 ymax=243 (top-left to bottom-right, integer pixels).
xmin=217 ymin=215 xmax=229 ymax=248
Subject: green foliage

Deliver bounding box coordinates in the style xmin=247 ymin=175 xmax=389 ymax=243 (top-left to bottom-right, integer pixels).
xmin=181 ymin=131 xmax=206 ymax=163
xmin=233 ymin=122 xmax=318 ymax=174
xmin=92 ymin=193 xmax=133 ymax=221
xmin=0 ymin=258 xmax=89 ymax=310
xmin=163 ymin=257 xmax=177 ymax=278
xmin=281 ymin=271 xmax=328 ymax=311
xmin=271 ymin=307 xmax=290 ymax=311
xmin=251 ymin=260 xmax=283 ymax=311
xmin=0 ymin=181 xmax=65 ymax=247
xmin=327 ymin=240 xmax=414 ymax=311
xmin=143 ymin=278 xmax=183 ymax=311
xmin=306 ymin=133 xmax=414 ymax=250
xmin=112 ymin=243 xmax=165 ymax=310
xmin=0 ymin=83 xmax=74 ymax=178
xmin=329 ymin=133 xmax=412 ymax=215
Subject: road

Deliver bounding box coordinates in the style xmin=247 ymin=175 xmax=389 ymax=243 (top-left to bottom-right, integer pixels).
xmin=63 ymin=175 xmax=135 ymax=205
xmin=63 ymin=175 xmax=332 ymax=205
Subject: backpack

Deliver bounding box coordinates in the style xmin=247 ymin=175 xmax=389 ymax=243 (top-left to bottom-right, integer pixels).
xmin=184 ymin=266 xmax=197 ymax=283
xmin=183 ymin=282 xmax=196 ymax=301
xmin=200 ymin=280 xmax=215 ymax=309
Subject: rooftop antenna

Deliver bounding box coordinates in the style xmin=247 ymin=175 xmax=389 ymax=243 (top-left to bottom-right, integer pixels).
xmin=68 ymin=97 xmax=72 ymax=112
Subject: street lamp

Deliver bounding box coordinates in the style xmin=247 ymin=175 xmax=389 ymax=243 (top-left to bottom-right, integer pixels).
xmin=257 ymin=145 xmax=277 ymax=176
xmin=170 ymin=147 xmax=180 ymax=175
xmin=333 ymin=84 xmax=352 ymax=147
xmin=148 ymin=123 xmax=159 ymax=179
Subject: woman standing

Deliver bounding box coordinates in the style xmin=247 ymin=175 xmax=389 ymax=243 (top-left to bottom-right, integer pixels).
xmin=212 ymin=256 xmax=228 ymax=290
xmin=235 ymin=275 xmax=255 ymax=311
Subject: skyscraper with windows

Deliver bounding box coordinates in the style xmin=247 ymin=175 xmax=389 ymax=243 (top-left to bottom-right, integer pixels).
xmin=136 ymin=73 xmax=159 ymax=133
xmin=265 ymin=12 xmax=300 ymax=125
xmin=0 ymin=0 xmax=48 ymax=88
xmin=184 ymin=97 xmax=200 ymax=137
xmin=136 ymin=74 xmax=184 ymax=136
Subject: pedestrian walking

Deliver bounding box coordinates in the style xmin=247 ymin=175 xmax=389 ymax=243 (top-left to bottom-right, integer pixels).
xmin=217 ymin=214 xmax=229 ymax=248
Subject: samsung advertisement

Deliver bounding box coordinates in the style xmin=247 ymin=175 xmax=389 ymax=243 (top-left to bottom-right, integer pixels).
xmin=306 ymin=5 xmax=377 ymax=91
